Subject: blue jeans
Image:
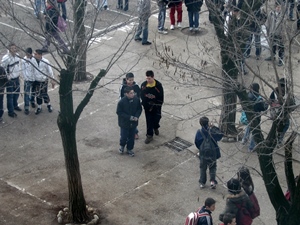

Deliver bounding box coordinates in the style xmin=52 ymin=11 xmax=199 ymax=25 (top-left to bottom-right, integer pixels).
xmin=6 ymin=78 xmax=20 ymax=114
xmin=242 ymin=125 xmax=250 ymax=142
xmin=188 ymin=11 xmax=199 ymax=28
xmin=199 ymin=156 xmax=217 ymax=185
xmin=34 ymin=0 xmax=46 ymax=16
xmin=120 ymin=127 xmax=136 ymax=150
xmin=135 ymin=18 xmax=149 ymax=43
xmin=244 ymin=26 xmax=261 ymax=57
xmin=158 ymin=3 xmax=166 ymax=31
xmin=58 ymin=2 xmax=67 ymax=20
xmin=289 ymin=0 xmax=295 ymax=19
xmin=96 ymin=0 xmax=107 ymax=9
xmin=24 ymin=81 xmax=35 ymax=110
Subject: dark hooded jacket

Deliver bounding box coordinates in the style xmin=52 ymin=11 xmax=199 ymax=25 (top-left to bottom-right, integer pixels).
xmin=45 ymin=4 xmax=59 ymax=32
xmin=140 ymin=79 xmax=164 ymax=111
xmin=184 ymin=0 xmax=203 ymax=12
xmin=120 ymin=78 xmax=141 ymax=99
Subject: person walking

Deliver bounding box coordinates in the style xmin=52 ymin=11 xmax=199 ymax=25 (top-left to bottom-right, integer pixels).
xmin=140 ymin=70 xmax=164 ymax=144
xmin=135 ymin=0 xmax=152 ymax=45
xmin=168 ymin=0 xmax=183 ymax=30
xmin=32 ymin=49 xmax=55 ymax=115
xmin=0 ymin=66 xmax=6 ymax=123
xmin=265 ymin=2 xmax=285 ymax=66
xmin=117 ymin=0 xmax=128 ymax=10
xmin=34 ymin=0 xmax=46 ymax=18
xmin=42 ymin=0 xmax=69 ymax=54
xmin=116 ymin=87 xmax=142 ymax=157
xmin=57 ymin=0 xmax=67 ymax=20
xmin=195 ymin=116 xmax=223 ymax=189
xmin=157 ymin=0 xmax=168 ymax=34
xmin=184 ymin=0 xmax=203 ymax=32
xmin=21 ymin=48 xmax=36 ymax=115
xmin=1 ymin=43 xmax=22 ymax=118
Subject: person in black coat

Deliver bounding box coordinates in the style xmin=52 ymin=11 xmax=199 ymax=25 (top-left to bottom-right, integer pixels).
xmin=184 ymin=0 xmax=203 ymax=32
xmin=42 ymin=0 xmax=69 ymax=53
xmin=140 ymin=70 xmax=164 ymax=144
xmin=116 ymin=87 xmax=142 ymax=156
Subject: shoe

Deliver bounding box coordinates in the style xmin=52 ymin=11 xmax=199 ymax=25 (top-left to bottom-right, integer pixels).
xmin=278 ymin=59 xmax=283 ymax=67
xmin=31 ymin=102 xmax=36 ymax=108
xmin=135 ymin=134 xmax=139 ymax=139
xmin=35 ymin=108 xmax=42 ymax=115
xmin=170 ymin=24 xmax=175 ymax=30
xmin=189 ymin=27 xmax=194 ymax=33
xmin=117 ymin=5 xmax=123 ymax=9
xmin=177 ymin=22 xmax=182 ymax=28
xmin=134 ymin=37 xmax=142 ymax=41
xmin=24 ymin=109 xmax=29 ymax=115
xmin=142 ymin=41 xmax=151 ymax=45
xmin=163 ymin=27 xmax=168 ymax=31
xmin=8 ymin=112 xmax=17 ymax=118
xmin=47 ymin=105 xmax=53 ymax=112
xmin=210 ymin=181 xmax=216 ymax=189
xmin=158 ymin=30 xmax=168 ymax=34
xmin=265 ymin=56 xmax=275 ymax=61
xmin=104 ymin=5 xmax=108 ymax=10
xmin=194 ymin=27 xmax=199 ymax=32
xmin=145 ymin=135 xmax=153 ymax=144
xmin=289 ymin=17 xmax=296 ymax=21
xmin=154 ymin=129 xmax=159 ymax=135
xmin=199 ymin=183 xmax=205 ymax=189
xmin=256 ymin=56 xmax=260 ymax=60
xmin=119 ymin=146 xmax=124 ymax=154
xmin=127 ymin=150 xmax=135 ymax=157
xmin=14 ymin=107 xmax=22 ymax=111
xmin=240 ymin=139 xmax=247 ymax=145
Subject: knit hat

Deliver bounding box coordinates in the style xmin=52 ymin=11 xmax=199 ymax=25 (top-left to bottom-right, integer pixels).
xmin=227 ymin=178 xmax=241 ymax=195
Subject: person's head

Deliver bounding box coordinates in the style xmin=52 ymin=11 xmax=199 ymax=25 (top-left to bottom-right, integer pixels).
xmin=204 ymin=197 xmax=216 ymax=212
xmin=126 ymin=73 xmax=135 ymax=86
xmin=145 ymin=70 xmax=155 ymax=84
xmin=25 ymin=48 xmax=33 ymax=58
xmin=223 ymin=213 xmax=237 ymax=225
xmin=275 ymin=1 xmax=281 ymax=11
xmin=227 ymin=178 xmax=241 ymax=195
xmin=124 ymin=87 xmax=135 ymax=99
xmin=8 ymin=43 xmax=17 ymax=56
xmin=237 ymin=166 xmax=254 ymax=190
xmin=199 ymin=116 xmax=209 ymax=128
xmin=34 ymin=49 xmax=43 ymax=60
xmin=250 ymin=83 xmax=259 ymax=94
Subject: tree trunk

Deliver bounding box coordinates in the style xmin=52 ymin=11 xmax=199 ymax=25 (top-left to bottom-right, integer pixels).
xmin=57 ymin=69 xmax=89 ymax=223
xmin=73 ymin=0 xmax=87 ymax=81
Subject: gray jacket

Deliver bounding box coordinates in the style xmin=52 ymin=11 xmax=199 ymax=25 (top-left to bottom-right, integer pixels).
xmin=138 ymin=0 xmax=151 ymax=21
xmin=266 ymin=10 xmax=284 ymax=37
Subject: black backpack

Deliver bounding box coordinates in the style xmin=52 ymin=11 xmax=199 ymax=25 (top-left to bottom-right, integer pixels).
xmin=199 ymin=130 xmax=216 ymax=160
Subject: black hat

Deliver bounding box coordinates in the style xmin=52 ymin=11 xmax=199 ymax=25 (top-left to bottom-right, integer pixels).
xmin=227 ymin=178 xmax=241 ymax=194
xmin=25 ymin=48 xmax=32 ymax=54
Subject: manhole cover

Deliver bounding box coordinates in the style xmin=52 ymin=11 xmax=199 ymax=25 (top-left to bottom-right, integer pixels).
xmin=164 ymin=137 xmax=193 ymax=152
xmin=181 ymin=27 xmax=208 ymax=36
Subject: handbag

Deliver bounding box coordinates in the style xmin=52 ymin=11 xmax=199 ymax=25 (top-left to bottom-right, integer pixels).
xmin=57 ymin=16 xmax=67 ymax=32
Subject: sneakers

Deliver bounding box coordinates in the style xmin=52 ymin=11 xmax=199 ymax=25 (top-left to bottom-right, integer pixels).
xmin=119 ymin=146 xmax=124 ymax=154
xmin=35 ymin=108 xmax=42 ymax=115
xmin=177 ymin=22 xmax=182 ymax=28
xmin=14 ymin=107 xmax=22 ymax=111
xmin=24 ymin=109 xmax=29 ymax=115
xmin=135 ymin=133 xmax=139 ymax=139
xmin=158 ymin=30 xmax=168 ymax=34
xmin=145 ymin=135 xmax=153 ymax=144
xmin=170 ymin=24 xmax=175 ymax=30
xmin=210 ymin=181 xmax=216 ymax=189
xmin=199 ymin=183 xmax=205 ymax=189
xmin=142 ymin=41 xmax=152 ymax=45
xmin=278 ymin=59 xmax=283 ymax=67
xmin=8 ymin=112 xmax=17 ymax=118
xmin=256 ymin=56 xmax=260 ymax=60
xmin=154 ymin=129 xmax=159 ymax=136
xmin=47 ymin=105 xmax=53 ymax=112
xmin=265 ymin=56 xmax=275 ymax=61
xmin=127 ymin=150 xmax=135 ymax=157
xmin=134 ymin=37 xmax=142 ymax=41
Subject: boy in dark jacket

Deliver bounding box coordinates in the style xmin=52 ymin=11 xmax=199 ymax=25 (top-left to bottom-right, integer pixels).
xmin=195 ymin=116 xmax=223 ymax=189
xmin=140 ymin=70 xmax=164 ymax=144
xmin=116 ymin=87 xmax=142 ymax=156
xmin=197 ymin=197 xmax=216 ymax=225
xmin=184 ymin=0 xmax=203 ymax=32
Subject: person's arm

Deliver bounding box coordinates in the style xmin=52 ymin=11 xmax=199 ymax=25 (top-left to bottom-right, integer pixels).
xmin=210 ymin=126 xmax=223 ymax=142
xmin=134 ymin=98 xmax=143 ymax=118
xmin=116 ymin=100 xmax=131 ymax=121
xmin=194 ymin=129 xmax=203 ymax=149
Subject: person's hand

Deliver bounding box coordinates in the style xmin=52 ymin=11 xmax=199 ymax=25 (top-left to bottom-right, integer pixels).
xmin=50 ymin=80 xmax=56 ymax=89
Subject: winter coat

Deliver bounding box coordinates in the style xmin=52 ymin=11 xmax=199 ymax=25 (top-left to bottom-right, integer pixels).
xmin=266 ymin=10 xmax=284 ymax=37
xmin=45 ymin=5 xmax=59 ymax=32
xmin=219 ymin=191 xmax=253 ymax=222
xmin=194 ymin=126 xmax=223 ymax=160
xmin=1 ymin=52 xmax=21 ymax=80
xmin=137 ymin=0 xmax=151 ymax=21
xmin=116 ymin=96 xmax=142 ymax=129
xmin=168 ymin=0 xmax=182 ymax=7
xmin=248 ymin=91 xmax=268 ymax=113
xmin=21 ymin=56 xmax=35 ymax=82
xmin=184 ymin=0 xmax=203 ymax=12
xmin=140 ymin=79 xmax=164 ymax=112
xmin=197 ymin=206 xmax=213 ymax=225
xmin=32 ymin=57 xmax=54 ymax=82
xmin=119 ymin=78 xmax=141 ymax=99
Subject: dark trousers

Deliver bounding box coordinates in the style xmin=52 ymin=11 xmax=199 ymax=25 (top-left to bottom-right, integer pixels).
xmin=6 ymin=77 xmax=20 ymax=114
xmin=35 ymin=81 xmax=50 ymax=105
xmin=145 ymin=106 xmax=161 ymax=136
xmin=120 ymin=127 xmax=136 ymax=150
xmin=297 ymin=4 xmax=300 ymax=29
xmin=199 ymin=156 xmax=217 ymax=185
xmin=0 ymin=85 xmax=4 ymax=118
xmin=271 ymin=35 xmax=284 ymax=60
xmin=117 ymin=0 xmax=128 ymax=10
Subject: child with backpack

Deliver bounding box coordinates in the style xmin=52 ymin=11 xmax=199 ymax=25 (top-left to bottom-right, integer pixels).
xmin=184 ymin=197 xmax=216 ymax=225
xmin=195 ymin=116 xmax=223 ymax=189
xmin=219 ymin=178 xmax=253 ymax=225
xmin=220 ymin=213 xmax=236 ymax=225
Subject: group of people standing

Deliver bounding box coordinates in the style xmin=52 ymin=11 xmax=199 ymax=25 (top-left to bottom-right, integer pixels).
xmin=0 ymin=43 xmax=55 ymax=122
xmin=116 ymin=70 xmax=164 ymax=157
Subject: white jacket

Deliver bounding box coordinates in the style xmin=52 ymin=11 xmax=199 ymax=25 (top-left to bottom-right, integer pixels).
xmin=1 ymin=52 xmax=21 ymax=80
xmin=32 ymin=57 xmax=54 ymax=82
xmin=21 ymin=56 xmax=35 ymax=82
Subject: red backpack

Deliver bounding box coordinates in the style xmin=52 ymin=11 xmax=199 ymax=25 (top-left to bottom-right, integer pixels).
xmin=235 ymin=201 xmax=253 ymax=225
xmin=248 ymin=192 xmax=260 ymax=219
xmin=184 ymin=207 xmax=210 ymax=225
